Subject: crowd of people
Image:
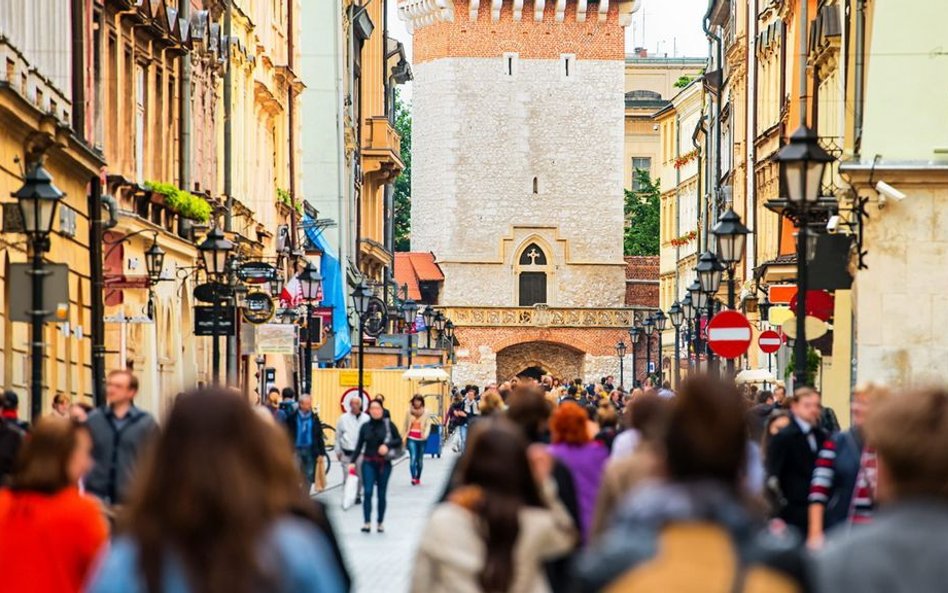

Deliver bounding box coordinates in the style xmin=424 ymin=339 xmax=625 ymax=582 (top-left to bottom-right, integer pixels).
xmin=2 ymin=367 xmax=948 ymax=592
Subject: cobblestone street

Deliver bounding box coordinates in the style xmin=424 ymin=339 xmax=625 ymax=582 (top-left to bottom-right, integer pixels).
xmin=319 ymin=450 xmax=457 ymax=593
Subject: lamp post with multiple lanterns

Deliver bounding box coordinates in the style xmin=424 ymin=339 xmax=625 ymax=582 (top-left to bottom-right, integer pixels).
xmin=400 ymin=298 xmax=419 ymax=368
xmin=712 ymin=208 xmax=751 ymax=375
xmin=352 ymin=280 xmax=373 ymax=402
xmin=667 ymin=301 xmax=683 ymax=387
xmin=642 ymin=315 xmax=655 ymax=382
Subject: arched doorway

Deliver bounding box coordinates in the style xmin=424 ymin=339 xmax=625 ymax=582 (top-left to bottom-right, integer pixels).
xmin=495 ymin=341 xmax=585 ymax=383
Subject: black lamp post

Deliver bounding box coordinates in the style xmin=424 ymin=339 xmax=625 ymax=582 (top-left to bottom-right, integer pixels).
xmin=758 ymin=294 xmax=774 ymax=380
xmin=667 ymin=301 xmax=683 ymax=388
xmin=653 ymin=310 xmax=667 ymax=384
xmin=434 ymin=311 xmax=447 ymax=348
xmin=628 ymin=326 xmax=641 ymax=387
xmin=197 ymin=226 xmax=234 ymax=384
xmin=299 ymin=260 xmax=323 ymax=394
xmin=269 ymin=272 xmax=284 ymax=300
xmin=643 ymin=315 xmax=655 ymax=381
xmin=422 ymin=306 xmax=436 ymax=348
xmin=688 ymin=279 xmax=708 ymax=370
xmin=352 ymin=280 xmax=372 ymax=400
xmin=144 ymin=240 xmax=166 ymax=285
xmin=615 ymin=341 xmax=627 ymax=390
xmin=681 ymin=293 xmax=695 ymax=372
xmin=774 ymin=125 xmax=834 ymax=388
xmin=443 ymin=320 xmax=456 ymax=363
xmin=13 ymin=163 xmax=64 ymax=423
xmin=712 ymin=209 xmax=750 ymax=375
xmin=400 ymin=297 xmax=419 ymax=368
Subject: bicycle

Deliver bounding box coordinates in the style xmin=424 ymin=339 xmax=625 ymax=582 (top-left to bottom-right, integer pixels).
xmin=321 ymin=422 xmax=336 ymax=474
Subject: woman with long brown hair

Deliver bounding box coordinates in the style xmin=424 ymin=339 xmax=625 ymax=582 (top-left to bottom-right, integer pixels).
xmin=411 ymin=419 xmax=576 ymax=593
xmin=85 ymin=387 xmax=347 ymax=593
xmin=0 ymin=417 xmax=107 ymax=593
xmin=403 ymin=394 xmax=432 ymax=486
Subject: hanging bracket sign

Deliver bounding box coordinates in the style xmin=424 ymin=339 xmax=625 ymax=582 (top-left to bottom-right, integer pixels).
xmin=237 ymin=261 xmax=276 ymax=284
xmin=242 ymin=292 xmax=276 ymax=324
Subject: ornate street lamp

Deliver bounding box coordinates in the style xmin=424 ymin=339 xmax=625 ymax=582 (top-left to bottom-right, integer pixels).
xmin=298 ymin=260 xmax=323 ymax=393
xmin=443 ymin=319 xmax=456 ymax=364
xmin=400 ymin=298 xmax=419 ymax=368
xmin=434 ymin=310 xmax=447 ymax=348
xmin=668 ymin=301 xmax=683 ymax=387
xmin=144 ymin=240 xmax=166 ymax=285
xmin=197 ymin=227 xmax=234 ymax=384
xmin=13 ymin=163 xmax=64 ymax=423
xmin=643 ymin=316 xmax=655 ymax=382
xmin=775 ymin=125 xmax=834 ymax=388
xmin=615 ymin=340 xmax=627 ymax=390
xmin=628 ymin=325 xmax=641 ymax=387
xmin=713 ymin=209 xmax=750 ymax=375
xmin=696 ymin=251 xmax=725 ymax=296
xmin=681 ymin=293 xmax=696 ymax=372
xmin=653 ymin=310 xmax=667 ymax=384
xmin=352 ymin=280 xmax=373 ymax=402
xmin=422 ymin=305 xmax=436 ymax=348
xmin=269 ymin=272 xmax=285 ymax=299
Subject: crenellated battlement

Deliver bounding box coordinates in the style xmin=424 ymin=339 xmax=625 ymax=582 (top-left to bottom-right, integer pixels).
xmin=399 ymin=0 xmax=641 ymax=33
xmin=401 ymin=0 xmax=641 ymax=63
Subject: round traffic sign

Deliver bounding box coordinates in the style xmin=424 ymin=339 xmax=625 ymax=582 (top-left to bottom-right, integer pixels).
xmin=758 ymin=330 xmax=784 ymax=354
xmin=707 ymin=311 xmax=753 ymax=359
xmin=340 ymin=387 xmax=370 ymax=412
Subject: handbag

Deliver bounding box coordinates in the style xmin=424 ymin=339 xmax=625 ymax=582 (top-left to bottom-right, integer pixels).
xmin=342 ymin=465 xmax=359 ymax=510
xmin=383 ymin=419 xmax=406 ymax=461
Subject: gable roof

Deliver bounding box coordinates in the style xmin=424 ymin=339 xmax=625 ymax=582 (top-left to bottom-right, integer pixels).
xmin=394 ymin=252 xmax=444 ymax=300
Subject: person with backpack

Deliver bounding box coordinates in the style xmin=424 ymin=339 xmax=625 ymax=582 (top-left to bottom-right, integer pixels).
xmin=0 ymin=391 xmax=27 ymax=486
xmin=84 ymin=370 xmax=158 ymax=505
xmin=350 ymin=399 xmax=402 ymax=534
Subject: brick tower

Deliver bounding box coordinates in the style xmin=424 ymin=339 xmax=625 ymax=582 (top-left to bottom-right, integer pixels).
xmin=399 ymin=0 xmax=642 ymax=386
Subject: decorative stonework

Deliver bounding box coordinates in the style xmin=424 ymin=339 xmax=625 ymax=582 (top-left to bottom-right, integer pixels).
xmin=442 ymin=306 xmax=644 ymax=328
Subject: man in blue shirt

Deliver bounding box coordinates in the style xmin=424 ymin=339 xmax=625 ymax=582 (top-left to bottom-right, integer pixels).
xmin=285 ymin=394 xmax=326 ymax=495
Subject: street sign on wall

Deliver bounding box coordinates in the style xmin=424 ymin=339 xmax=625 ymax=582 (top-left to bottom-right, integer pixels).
xmin=707 ymin=311 xmax=753 ymax=359
xmin=8 ymin=263 xmax=69 ymax=323
xmin=758 ymin=330 xmax=784 ymax=354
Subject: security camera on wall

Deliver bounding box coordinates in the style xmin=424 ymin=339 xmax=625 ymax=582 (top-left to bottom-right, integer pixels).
xmin=875 ymin=180 xmax=906 ymax=206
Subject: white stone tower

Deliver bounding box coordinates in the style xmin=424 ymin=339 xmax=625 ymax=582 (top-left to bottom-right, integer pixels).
xmin=400 ymin=0 xmax=642 ymax=385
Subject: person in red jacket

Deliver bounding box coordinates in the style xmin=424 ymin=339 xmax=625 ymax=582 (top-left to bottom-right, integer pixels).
xmin=0 ymin=417 xmax=108 ymax=593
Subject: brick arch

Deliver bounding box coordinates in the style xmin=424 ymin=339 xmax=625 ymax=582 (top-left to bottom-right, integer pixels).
xmin=490 ymin=329 xmax=599 ymax=355
xmin=495 ymin=341 xmax=585 ymax=383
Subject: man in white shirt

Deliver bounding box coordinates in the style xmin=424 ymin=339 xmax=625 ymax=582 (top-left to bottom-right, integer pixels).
xmin=335 ymin=397 xmax=369 ymax=499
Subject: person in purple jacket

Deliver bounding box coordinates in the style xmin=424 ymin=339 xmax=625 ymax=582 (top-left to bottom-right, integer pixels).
xmin=548 ymin=401 xmax=609 ymax=543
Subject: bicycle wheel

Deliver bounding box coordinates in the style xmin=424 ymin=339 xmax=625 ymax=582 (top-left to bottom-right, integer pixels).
xmin=321 ymin=423 xmax=336 ymax=452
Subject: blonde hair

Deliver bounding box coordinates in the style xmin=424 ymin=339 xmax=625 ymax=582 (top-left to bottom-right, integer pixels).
xmin=479 ymin=391 xmax=505 ymax=415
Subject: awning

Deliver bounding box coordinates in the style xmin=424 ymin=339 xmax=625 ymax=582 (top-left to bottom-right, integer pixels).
xmin=735 ymin=369 xmax=777 ymax=384
xmin=402 ymin=367 xmax=449 ymax=382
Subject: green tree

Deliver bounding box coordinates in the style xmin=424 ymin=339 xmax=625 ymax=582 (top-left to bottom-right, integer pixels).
xmin=624 ymin=170 xmax=661 ymax=256
xmin=393 ymin=90 xmax=412 ymax=252
xmin=673 ymin=75 xmax=694 ymax=88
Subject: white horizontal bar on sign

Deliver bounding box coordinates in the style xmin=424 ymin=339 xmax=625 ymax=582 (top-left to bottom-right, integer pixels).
xmin=759 ymin=337 xmax=782 ymax=346
xmin=708 ymin=328 xmax=752 ymax=341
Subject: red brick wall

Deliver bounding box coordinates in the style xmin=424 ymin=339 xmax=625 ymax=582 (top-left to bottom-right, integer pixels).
xmin=413 ymin=0 xmax=625 ymax=64
xmin=455 ymin=326 xmax=630 ymax=360
xmin=625 ymin=256 xmax=659 ymax=308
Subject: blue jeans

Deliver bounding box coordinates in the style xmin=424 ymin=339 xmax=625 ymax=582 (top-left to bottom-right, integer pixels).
xmin=407 ymin=438 xmax=426 ymax=480
xmin=297 ymin=448 xmax=316 ymax=486
xmin=458 ymin=423 xmax=470 ymax=451
xmin=362 ymin=459 xmax=392 ymax=524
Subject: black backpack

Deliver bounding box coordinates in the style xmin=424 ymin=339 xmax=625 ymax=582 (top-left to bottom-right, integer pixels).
xmin=0 ymin=419 xmax=26 ymax=486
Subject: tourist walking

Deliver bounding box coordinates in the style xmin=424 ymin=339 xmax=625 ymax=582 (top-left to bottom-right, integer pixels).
xmin=403 ymin=395 xmax=432 ymax=485
xmin=814 ymin=387 xmax=948 ymax=593
xmin=456 ymin=388 xmax=479 ymax=451
xmin=547 ymin=402 xmax=609 ymax=543
xmin=85 ymin=370 xmax=158 ymax=505
xmin=0 ymin=392 xmax=26 ymax=486
xmin=350 ymin=399 xmax=402 ymax=533
xmin=765 ymin=387 xmax=826 ymax=534
xmin=579 ymin=376 xmax=806 ymax=593
xmin=1 ymin=390 xmax=29 ymax=431
xmin=336 ymin=396 xmax=369 ymax=493
xmin=807 ymin=384 xmax=889 ymax=549
xmin=85 ymin=387 xmax=348 ymax=593
xmin=0 ymin=418 xmax=107 ymax=593
xmin=51 ymin=392 xmax=70 ymax=418
xmin=285 ymin=393 xmax=327 ymax=496
xmin=410 ymin=419 xmax=576 ymax=593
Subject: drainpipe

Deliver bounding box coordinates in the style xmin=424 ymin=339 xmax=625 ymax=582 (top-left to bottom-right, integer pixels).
xmin=703 ymin=8 xmax=723 ymax=228
xmin=223 ymin=1 xmax=238 ymax=386
xmin=89 ymin=175 xmax=106 ymax=405
xmin=854 ymin=0 xmax=865 ymax=155
xmin=334 ymin=0 xmax=348 ymax=275
xmin=179 ymin=0 xmax=191 ymax=190
xmin=746 ymin=0 xmax=758 ymax=274
xmin=70 ymin=0 xmax=86 ymax=138
xmin=799 ymin=0 xmax=809 ymax=126
xmin=674 ymin=112 xmax=682 ymax=297
xmin=288 ymin=0 xmax=299 ymax=253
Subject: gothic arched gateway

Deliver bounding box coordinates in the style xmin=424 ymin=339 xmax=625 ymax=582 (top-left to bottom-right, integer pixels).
xmin=495 ymin=341 xmax=585 ymax=383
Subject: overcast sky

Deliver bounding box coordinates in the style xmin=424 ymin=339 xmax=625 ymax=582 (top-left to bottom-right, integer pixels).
xmin=386 ymin=0 xmax=710 ymax=71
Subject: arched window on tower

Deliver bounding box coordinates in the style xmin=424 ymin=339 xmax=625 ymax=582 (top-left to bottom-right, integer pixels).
xmin=518 ymin=243 xmax=548 ymax=306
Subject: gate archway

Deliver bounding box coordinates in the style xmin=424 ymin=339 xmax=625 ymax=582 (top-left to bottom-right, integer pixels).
xmin=495 ymin=341 xmax=585 ymax=383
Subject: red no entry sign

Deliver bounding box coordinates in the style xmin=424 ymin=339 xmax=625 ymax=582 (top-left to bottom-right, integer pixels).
xmin=758 ymin=330 xmax=784 ymax=354
xmin=707 ymin=311 xmax=753 ymax=359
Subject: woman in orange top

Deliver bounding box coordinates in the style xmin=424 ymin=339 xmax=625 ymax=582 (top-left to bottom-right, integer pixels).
xmin=0 ymin=417 xmax=108 ymax=593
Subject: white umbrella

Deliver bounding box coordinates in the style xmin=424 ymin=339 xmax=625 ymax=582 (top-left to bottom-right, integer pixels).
xmin=402 ymin=367 xmax=450 ymax=382
xmin=735 ymin=368 xmax=777 ymax=384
